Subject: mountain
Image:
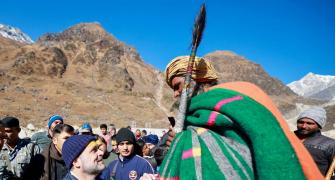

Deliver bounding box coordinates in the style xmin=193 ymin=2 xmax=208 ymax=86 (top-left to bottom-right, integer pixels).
xmin=0 ymin=24 xmax=34 ymax=44
xmin=287 ymin=72 xmax=335 ymax=101
xmin=324 ymin=104 xmax=335 ymax=131
xmin=0 ymin=22 xmax=174 ymax=128
xmin=205 ymin=51 xmax=300 ymax=112
xmin=309 ymin=85 xmax=335 ymax=101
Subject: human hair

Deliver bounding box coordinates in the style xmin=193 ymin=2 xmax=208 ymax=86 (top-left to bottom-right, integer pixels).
xmin=137 ymin=138 xmax=145 ymax=149
xmin=95 ymin=134 xmax=107 ymax=145
xmin=191 ymin=80 xmax=218 ymax=97
xmin=111 ymin=135 xmax=116 ymax=141
xmin=100 ymin=124 xmax=107 ymax=129
xmin=2 ymin=116 xmax=20 ymax=128
xmin=110 ymin=127 xmax=116 ymax=134
xmin=52 ymin=124 xmax=74 ymax=137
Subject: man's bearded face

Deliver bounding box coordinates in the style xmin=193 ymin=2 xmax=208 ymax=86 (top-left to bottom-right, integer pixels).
xmin=296 ymin=118 xmax=320 ymax=135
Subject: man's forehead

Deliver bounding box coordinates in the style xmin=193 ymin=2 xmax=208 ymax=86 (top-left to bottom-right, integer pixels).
xmin=298 ymin=117 xmax=317 ymax=123
xmin=53 ymin=120 xmax=63 ymax=124
xmin=4 ymin=127 xmax=18 ymax=130
xmin=171 ymin=76 xmax=184 ymax=84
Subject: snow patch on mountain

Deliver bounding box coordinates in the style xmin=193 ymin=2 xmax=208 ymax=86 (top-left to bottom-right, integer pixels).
xmin=0 ymin=24 xmax=34 ymax=44
xmin=287 ymin=72 xmax=335 ymax=99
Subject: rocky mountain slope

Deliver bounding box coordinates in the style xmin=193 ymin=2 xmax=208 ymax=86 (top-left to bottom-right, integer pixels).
xmin=0 ymin=23 xmax=174 ymax=128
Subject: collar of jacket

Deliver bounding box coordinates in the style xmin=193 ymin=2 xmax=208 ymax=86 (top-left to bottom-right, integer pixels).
xmin=118 ymin=153 xmax=135 ymax=164
xmin=306 ymin=131 xmax=321 ymax=138
xmin=3 ymin=138 xmax=24 ymax=151
xmin=294 ymin=130 xmax=321 ymax=139
xmin=50 ymin=143 xmax=63 ymax=161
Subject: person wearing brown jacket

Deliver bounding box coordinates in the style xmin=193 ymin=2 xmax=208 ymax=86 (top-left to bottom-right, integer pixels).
xmin=27 ymin=124 xmax=74 ymax=180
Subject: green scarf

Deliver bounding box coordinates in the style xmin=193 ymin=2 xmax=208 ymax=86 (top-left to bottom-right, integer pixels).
xmin=159 ymin=88 xmax=306 ymax=179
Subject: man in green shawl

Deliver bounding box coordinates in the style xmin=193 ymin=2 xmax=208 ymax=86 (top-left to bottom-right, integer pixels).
xmin=160 ymin=56 xmax=323 ymax=179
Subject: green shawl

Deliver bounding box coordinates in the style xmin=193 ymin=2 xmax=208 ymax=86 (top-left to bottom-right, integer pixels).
xmin=159 ymin=88 xmax=306 ymax=179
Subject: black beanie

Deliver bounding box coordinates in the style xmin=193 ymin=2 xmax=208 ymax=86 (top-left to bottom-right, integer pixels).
xmin=115 ymin=128 xmax=136 ymax=144
xmin=2 ymin=117 xmax=19 ymax=128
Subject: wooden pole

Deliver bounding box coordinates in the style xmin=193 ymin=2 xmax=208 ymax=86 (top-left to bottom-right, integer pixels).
xmin=326 ymin=157 xmax=335 ymax=180
xmin=174 ymin=3 xmax=206 ymax=133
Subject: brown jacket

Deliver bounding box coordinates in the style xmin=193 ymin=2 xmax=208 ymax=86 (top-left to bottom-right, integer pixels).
xmin=25 ymin=142 xmax=68 ymax=180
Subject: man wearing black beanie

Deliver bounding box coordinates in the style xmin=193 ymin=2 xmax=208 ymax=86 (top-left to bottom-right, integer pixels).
xmin=99 ymin=128 xmax=154 ymax=180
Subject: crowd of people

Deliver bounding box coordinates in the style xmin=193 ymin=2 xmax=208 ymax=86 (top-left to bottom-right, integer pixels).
xmin=0 ymin=55 xmax=334 ymax=179
xmin=0 ymin=115 xmax=167 ymax=180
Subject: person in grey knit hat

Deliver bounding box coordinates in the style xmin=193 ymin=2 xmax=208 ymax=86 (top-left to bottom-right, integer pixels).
xmin=297 ymin=107 xmax=327 ymax=129
xmin=295 ymin=107 xmax=335 ymax=177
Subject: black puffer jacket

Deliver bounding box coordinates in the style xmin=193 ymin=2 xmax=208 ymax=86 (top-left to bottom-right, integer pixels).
xmin=295 ymin=131 xmax=335 ymax=176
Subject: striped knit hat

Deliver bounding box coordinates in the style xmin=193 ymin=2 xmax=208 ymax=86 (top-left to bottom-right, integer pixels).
xmin=62 ymin=135 xmax=97 ymax=169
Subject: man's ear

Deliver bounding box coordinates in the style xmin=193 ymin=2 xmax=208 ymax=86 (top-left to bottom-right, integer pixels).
xmin=18 ymin=127 xmax=21 ymax=133
xmin=73 ymin=158 xmax=81 ymax=168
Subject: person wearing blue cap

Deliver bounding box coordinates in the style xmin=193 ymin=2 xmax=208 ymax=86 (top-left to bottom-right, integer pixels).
xmin=79 ymin=122 xmax=93 ymax=135
xmin=47 ymin=114 xmax=64 ymax=136
xmin=142 ymin=134 xmax=159 ymax=172
xmin=143 ymin=134 xmax=159 ymax=150
xmin=62 ymin=135 xmax=105 ymax=180
xmin=31 ymin=114 xmax=64 ymax=151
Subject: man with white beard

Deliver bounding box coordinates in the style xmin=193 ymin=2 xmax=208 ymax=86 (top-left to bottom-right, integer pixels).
xmin=62 ymin=135 xmax=105 ymax=180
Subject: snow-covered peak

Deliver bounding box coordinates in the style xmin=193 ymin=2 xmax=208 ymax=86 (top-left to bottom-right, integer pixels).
xmin=287 ymin=72 xmax=335 ymax=97
xmin=0 ymin=24 xmax=34 ymax=44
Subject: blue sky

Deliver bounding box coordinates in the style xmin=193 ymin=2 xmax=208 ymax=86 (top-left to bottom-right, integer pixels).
xmin=1 ymin=0 xmax=334 ymax=84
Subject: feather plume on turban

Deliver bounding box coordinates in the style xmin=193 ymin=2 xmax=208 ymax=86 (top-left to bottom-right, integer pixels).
xmin=165 ymin=56 xmax=218 ymax=88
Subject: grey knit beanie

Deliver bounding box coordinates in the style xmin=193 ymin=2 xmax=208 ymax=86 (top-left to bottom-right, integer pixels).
xmin=297 ymin=107 xmax=327 ymax=128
